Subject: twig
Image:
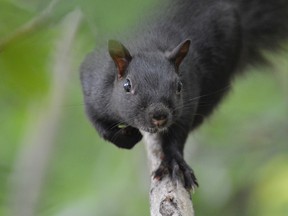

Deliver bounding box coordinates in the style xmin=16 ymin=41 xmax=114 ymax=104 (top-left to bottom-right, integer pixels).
xmin=142 ymin=132 xmax=195 ymax=216
xmin=0 ymin=0 xmax=59 ymax=52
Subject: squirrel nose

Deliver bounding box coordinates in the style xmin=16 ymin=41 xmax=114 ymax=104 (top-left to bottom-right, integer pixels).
xmin=151 ymin=113 xmax=168 ymax=127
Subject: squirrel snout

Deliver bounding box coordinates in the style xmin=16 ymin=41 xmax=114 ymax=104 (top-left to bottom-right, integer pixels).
xmin=148 ymin=104 xmax=171 ymax=128
xmin=151 ymin=113 xmax=168 ymax=127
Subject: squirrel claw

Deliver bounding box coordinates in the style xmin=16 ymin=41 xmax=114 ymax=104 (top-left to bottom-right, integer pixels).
xmin=153 ymin=156 xmax=198 ymax=190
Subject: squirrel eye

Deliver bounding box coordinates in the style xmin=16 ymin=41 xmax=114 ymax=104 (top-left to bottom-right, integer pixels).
xmin=123 ymin=79 xmax=132 ymax=92
xmin=176 ymin=81 xmax=183 ymax=94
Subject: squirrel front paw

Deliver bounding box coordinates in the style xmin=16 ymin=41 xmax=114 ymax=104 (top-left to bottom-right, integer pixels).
xmin=105 ymin=126 xmax=142 ymax=149
xmin=153 ymin=155 xmax=198 ymax=190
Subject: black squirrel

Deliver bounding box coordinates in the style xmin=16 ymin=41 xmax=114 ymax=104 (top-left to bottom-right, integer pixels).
xmin=80 ymin=0 xmax=288 ymax=189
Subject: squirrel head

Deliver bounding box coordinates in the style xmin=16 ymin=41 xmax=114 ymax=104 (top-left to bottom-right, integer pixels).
xmin=108 ymin=39 xmax=191 ymax=133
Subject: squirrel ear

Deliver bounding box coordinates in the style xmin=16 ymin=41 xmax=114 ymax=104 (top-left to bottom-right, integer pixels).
xmin=166 ymin=39 xmax=191 ymax=70
xmin=108 ymin=40 xmax=132 ymax=79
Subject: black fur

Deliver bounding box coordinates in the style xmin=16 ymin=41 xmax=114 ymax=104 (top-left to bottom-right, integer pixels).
xmin=80 ymin=0 xmax=288 ymax=188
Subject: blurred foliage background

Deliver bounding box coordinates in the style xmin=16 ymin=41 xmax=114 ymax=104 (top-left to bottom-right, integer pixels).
xmin=0 ymin=0 xmax=287 ymax=216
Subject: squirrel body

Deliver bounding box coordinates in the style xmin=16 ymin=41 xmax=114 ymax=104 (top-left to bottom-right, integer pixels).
xmin=80 ymin=0 xmax=288 ymax=188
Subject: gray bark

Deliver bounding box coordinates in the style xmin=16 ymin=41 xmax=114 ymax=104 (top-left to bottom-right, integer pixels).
xmin=142 ymin=132 xmax=195 ymax=216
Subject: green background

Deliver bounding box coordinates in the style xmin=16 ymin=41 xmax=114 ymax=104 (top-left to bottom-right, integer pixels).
xmin=0 ymin=0 xmax=287 ymax=215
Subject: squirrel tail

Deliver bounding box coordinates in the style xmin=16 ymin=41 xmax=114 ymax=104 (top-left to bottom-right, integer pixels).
xmin=237 ymin=0 xmax=288 ymax=65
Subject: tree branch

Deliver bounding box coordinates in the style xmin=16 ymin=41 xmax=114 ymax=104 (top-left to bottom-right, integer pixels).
xmin=9 ymin=9 xmax=82 ymax=216
xmin=142 ymin=132 xmax=195 ymax=216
